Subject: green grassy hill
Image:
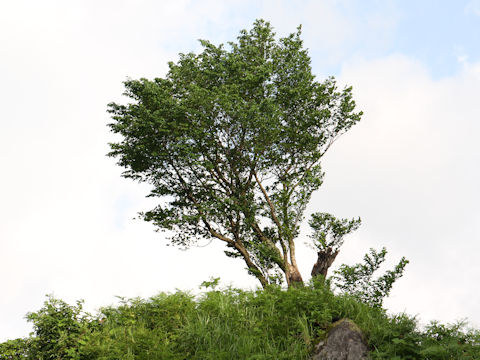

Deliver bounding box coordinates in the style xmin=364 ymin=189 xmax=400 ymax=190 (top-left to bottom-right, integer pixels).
xmin=1 ymin=279 xmax=479 ymax=359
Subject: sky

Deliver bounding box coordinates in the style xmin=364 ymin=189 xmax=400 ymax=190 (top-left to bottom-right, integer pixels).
xmin=1 ymin=0 xmax=479 ymax=341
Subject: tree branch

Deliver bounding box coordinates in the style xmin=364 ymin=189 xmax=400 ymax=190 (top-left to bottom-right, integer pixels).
xmin=253 ymin=171 xmax=283 ymax=234
xmin=234 ymin=240 xmax=268 ymax=288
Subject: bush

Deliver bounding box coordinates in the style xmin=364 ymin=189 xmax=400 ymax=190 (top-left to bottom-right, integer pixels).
xmin=25 ymin=295 xmax=93 ymax=360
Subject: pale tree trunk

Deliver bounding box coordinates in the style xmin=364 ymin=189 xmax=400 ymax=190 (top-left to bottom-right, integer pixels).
xmin=286 ymin=264 xmax=304 ymax=287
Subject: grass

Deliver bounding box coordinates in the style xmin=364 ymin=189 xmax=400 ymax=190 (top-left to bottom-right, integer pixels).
xmin=1 ymin=279 xmax=479 ymax=359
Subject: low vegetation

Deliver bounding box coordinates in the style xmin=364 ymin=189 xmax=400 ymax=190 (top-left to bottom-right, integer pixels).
xmin=1 ymin=279 xmax=479 ymax=359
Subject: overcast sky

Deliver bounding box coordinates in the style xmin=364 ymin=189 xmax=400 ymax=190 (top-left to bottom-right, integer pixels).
xmin=1 ymin=0 xmax=480 ymax=342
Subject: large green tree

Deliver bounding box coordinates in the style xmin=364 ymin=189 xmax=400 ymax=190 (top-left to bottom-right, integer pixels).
xmin=108 ymin=20 xmax=363 ymax=287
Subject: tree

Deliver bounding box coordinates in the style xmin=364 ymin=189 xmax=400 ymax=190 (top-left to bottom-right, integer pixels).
xmin=332 ymin=247 xmax=409 ymax=307
xmin=108 ymin=20 xmax=363 ymax=287
xmin=309 ymin=213 xmax=361 ymax=279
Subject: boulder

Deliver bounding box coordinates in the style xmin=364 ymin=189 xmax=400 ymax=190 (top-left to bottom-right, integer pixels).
xmin=312 ymin=319 xmax=369 ymax=360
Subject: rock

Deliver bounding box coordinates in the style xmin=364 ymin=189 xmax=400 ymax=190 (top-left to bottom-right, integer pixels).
xmin=312 ymin=319 xmax=369 ymax=360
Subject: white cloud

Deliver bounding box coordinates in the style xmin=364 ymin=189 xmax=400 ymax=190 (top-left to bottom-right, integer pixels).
xmin=256 ymin=0 xmax=400 ymax=76
xmin=312 ymin=54 xmax=480 ymax=327
xmin=466 ymin=0 xmax=480 ymax=16
xmin=0 ymin=0 xmax=258 ymax=341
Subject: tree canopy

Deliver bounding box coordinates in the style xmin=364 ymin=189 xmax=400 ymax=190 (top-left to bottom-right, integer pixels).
xmin=107 ymin=20 xmax=364 ymax=287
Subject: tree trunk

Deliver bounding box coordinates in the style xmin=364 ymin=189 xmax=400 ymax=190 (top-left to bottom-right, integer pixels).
xmin=311 ymin=247 xmax=339 ymax=278
xmin=286 ymin=264 xmax=304 ymax=287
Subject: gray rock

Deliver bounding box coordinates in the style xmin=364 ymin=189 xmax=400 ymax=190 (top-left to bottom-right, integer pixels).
xmin=312 ymin=319 xmax=369 ymax=360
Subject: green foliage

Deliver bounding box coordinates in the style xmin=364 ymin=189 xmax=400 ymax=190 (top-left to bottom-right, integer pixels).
xmin=2 ymin=285 xmax=480 ymax=359
xmin=309 ymin=213 xmax=361 ymax=251
xmin=25 ymin=295 xmax=93 ymax=360
xmin=199 ymin=276 xmax=221 ymax=290
xmin=0 ymin=338 xmax=30 ymax=359
xmin=332 ymin=247 xmax=409 ymax=307
xmin=419 ymin=320 xmax=480 ymax=359
xmin=81 ymin=292 xmax=196 ymax=359
xmin=107 ymin=19 xmax=362 ymax=286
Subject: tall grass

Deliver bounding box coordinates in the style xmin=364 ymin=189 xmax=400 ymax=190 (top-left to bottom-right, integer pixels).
xmin=1 ymin=280 xmax=479 ymax=359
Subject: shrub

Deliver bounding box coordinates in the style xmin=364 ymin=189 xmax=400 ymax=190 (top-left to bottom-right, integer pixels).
xmin=25 ymin=295 xmax=92 ymax=360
